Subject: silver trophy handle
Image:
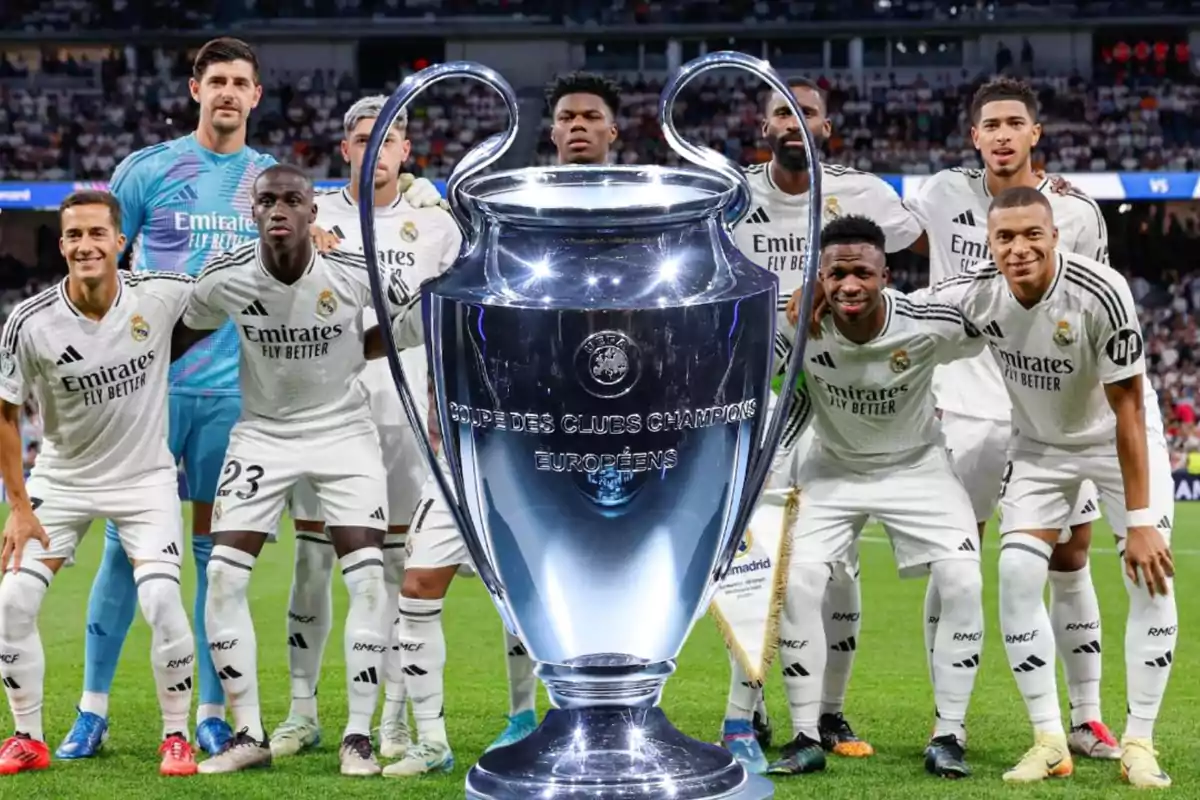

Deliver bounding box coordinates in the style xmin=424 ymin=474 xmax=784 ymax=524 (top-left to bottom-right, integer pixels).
xmin=359 ymin=62 xmax=520 ymax=597
xmin=660 ymin=51 xmax=823 ymax=581
xmin=658 ymin=52 xmax=755 ymax=226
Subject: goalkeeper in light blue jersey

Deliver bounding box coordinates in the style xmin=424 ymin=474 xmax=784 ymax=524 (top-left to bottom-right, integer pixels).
xmin=57 ymin=37 xmax=273 ymax=760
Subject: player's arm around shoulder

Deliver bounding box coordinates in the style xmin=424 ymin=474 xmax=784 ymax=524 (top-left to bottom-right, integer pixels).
xmin=175 ymin=250 xmax=241 ymax=357
xmin=906 ymin=258 xmax=995 ymax=311
xmin=892 ymin=290 xmax=987 ymax=364
xmin=123 ymin=270 xmax=211 ymax=360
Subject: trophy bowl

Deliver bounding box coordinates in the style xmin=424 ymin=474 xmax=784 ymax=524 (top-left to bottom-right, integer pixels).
xmin=359 ymin=53 xmax=823 ymax=800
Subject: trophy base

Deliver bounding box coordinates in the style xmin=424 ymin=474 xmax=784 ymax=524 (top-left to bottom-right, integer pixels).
xmin=464 ymin=707 xmax=774 ymax=800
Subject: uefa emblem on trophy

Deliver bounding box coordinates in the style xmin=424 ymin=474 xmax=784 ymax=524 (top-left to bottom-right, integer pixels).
xmin=359 ymin=51 xmax=823 ymax=800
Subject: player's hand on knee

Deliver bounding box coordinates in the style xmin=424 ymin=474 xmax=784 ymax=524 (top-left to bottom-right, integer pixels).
xmin=310 ymin=224 xmax=342 ymax=253
xmin=1 ymin=509 xmax=49 ymax=573
xmin=401 ymin=174 xmax=446 ymax=209
xmin=1124 ymin=525 xmax=1174 ymax=597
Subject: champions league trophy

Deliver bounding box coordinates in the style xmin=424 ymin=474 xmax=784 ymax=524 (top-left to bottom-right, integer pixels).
xmin=359 ymin=51 xmax=823 ymax=800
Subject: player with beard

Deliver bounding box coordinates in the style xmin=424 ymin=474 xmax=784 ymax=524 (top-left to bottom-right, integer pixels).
xmin=904 ymin=78 xmax=1123 ymax=760
xmin=382 ymin=71 xmax=621 ymax=778
xmin=721 ymin=77 xmax=923 ymax=773
xmin=60 ymin=38 xmax=442 ymax=761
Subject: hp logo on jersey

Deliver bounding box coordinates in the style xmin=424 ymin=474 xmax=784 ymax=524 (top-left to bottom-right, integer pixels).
xmin=1105 ymin=329 xmax=1144 ymax=367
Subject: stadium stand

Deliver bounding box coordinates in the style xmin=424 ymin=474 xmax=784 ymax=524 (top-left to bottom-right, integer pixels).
xmin=5 ymin=0 xmax=1200 ymax=29
xmin=0 ymin=56 xmax=509 ymax=182
xmin=0 ymin=36 xmax=1197 ymax=472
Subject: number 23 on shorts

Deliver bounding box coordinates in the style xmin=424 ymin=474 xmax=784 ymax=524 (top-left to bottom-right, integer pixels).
xmin=216 ymin=458 xmax=265 ymax=501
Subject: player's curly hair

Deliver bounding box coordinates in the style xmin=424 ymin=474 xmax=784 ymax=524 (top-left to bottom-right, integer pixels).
xmin=545 ymin=71 xmax=622 ymax=117
xmin=820 ymin=214 xmax=886 ymax=253
xmin=969 ymin=77 xmax=1039 ymax=124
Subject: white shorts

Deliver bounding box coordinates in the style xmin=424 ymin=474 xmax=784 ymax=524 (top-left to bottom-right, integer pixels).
xmin=214 ymin=418 xmax=389 ymax=536
xmin=941 ymin=410 xmax=1101 ymax=528
xmin=792 ymin=445 xmax=980 ymax=578
xmin=24 ymin=474 xmax=183 ymax=566
xmin=998 ymin=434 xmax=1175 ymax=545
xmin=404 ymin=475 xmax=475 ymax=576
xmin=291 ymin=360 xmax=429 ymax=527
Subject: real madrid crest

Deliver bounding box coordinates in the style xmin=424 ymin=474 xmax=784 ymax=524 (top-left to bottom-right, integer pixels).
xmin=316 ymin=289 xmax=338 ymax=317
xmin=824 ymin=196 xmax=842 ymax=219
xmin=890 ymin=348 xmax=911 ymax=373
xmin=1053 ymin=320 xmax=1076 ymax=347
xmin=736 ymin=529 xmax=753 ymax=558
xmin=0 ymin=349 xmax=13 ymax=378
xmin=400 ymin=220 xmax=419 ymax=243
xmin=130 ymin=315 xmax=150 ymax=342
xmin=574 ymin=330 xmax=642 ymax=399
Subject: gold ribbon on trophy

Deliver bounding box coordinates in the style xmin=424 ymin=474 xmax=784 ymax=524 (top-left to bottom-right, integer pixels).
xmin=709 ymin=486 xmax=798 ymax=684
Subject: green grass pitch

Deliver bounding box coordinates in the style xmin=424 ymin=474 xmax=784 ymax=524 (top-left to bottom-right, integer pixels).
xmin=2 ymin=504 xmax=1196 ymax=799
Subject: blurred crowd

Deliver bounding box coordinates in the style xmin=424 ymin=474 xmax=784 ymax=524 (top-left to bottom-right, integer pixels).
xmin=0 ymin=52 xmax=509 ymax=182
xmin=2 ymin=0 xmax=1191 ymax=29
xmin=6 ymin=50 xmax=1200 ymax=183
xmin=534 ymin=72 xmax=1200 ymax=174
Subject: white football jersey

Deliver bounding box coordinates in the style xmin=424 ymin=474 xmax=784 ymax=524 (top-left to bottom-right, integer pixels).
xmin=782 ymin=290 xmax=984 ymax=468
xmin=185 ymin=241 xmax=407 ymax=436
xmin=918 ymin=252 xmax=1147 ymax=455
xmin=315 ymin=187 xmax=462 ymax=425
xmin=315 ymin=187 xmax=461 ymax=330
xmin=734 ymin=162 xmax=923 ymax=365
xmin=0 ymin=272 xmax=192 ymax=488
xmin=909 ymin=168 xmax=1109 ymax=421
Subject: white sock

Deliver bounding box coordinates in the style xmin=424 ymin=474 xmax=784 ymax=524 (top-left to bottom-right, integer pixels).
xmin=80 ymin=691 xmax=108 ymax=719
xmin=504 ymin=629 xmax=537 ymax=717
xmin=1123 ymin=564 xmax=1177 ymax=741
xmin=928 ymin=560 xmax=984 ymax=743
xmin=998 ymin=534 xmax=1062 ymax=737
xmin=134 ymin=562 xmax=195 ymax=739
xmin=399 ymin=596 xmax=447 ymax=743
xmin=779 ymin=562 xmax=828 ymax=741
xmin=206 ymin=545 xmax=264 ymax=742
xmin=341 ymin=547 xmax=388 ymax=740
xmin=381 ymin=534 xmax=407 ymax=726
xmin=0 ymin=561 xmax=52 ymax=742
xmin=1048 ymin=565 xmax=1103 ymax=727
xmin=820 ymin=573 xmax=860 ymax=717
xmin=724 ymin=653 xmax=758 ymax=723
xmin=923 ymin=578 xmax=941 ymax=686
xmin=286 ymin=533 xmax=336 ymax=721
